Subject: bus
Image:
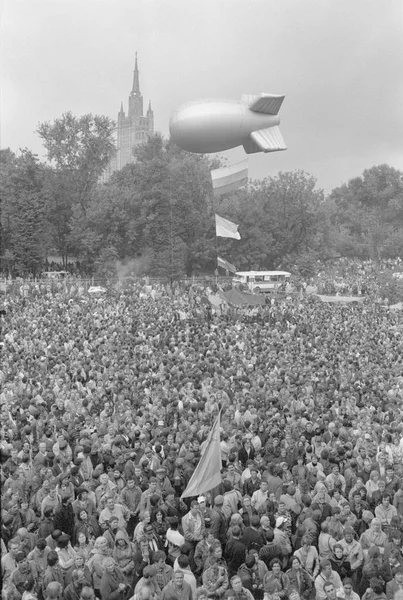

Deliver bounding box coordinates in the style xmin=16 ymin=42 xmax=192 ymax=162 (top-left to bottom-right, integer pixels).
xmin=41 ymin=271 xmax=70 ymax=280
xmin=232 ymin=270 xmax=291 ymax=294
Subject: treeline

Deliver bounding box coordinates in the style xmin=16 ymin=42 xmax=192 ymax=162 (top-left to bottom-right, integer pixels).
xmin=1 ymin=111 xmax=403 ymax=278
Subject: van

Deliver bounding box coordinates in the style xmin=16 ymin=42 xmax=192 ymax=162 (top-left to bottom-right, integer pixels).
xmin=232 ymin=270 xmax=291 ymax=294
xmin=41 ymin=271 xmax=69 ymax=280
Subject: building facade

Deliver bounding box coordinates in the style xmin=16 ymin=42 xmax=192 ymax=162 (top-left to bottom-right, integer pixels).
xmin=101 ymin=54 xmax=154 ymax=181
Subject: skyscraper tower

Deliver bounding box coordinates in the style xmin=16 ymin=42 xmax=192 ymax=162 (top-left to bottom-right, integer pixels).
xmin=101 ymin=54 xmax=154 ymax=181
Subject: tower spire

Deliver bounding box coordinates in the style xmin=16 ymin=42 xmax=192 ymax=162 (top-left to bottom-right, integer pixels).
xmin=132 ymin=52 xmax=140 ymax=94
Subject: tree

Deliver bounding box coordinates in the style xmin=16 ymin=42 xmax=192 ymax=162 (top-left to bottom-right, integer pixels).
xmin=37 ymin=112 xmax=116 ymax=264
xmin=0 ymin=149 xmax=50 ymax=276
xmin=217 ymin=170 xmax=324 ymax=270
xmin=326 ymin=164 xmax=403 ymax=261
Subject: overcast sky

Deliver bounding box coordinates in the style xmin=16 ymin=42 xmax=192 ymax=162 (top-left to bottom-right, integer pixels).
xmin=1 ymin=0 xmax=402 ymax=193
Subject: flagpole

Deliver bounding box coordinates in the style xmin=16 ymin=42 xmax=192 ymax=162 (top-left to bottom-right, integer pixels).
xmin=212 ymin=193 xmax=219 ymax=278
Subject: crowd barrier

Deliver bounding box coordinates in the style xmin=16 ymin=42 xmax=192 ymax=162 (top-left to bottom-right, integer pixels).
xmin=0 ymin=276 xmax=235 ymax=299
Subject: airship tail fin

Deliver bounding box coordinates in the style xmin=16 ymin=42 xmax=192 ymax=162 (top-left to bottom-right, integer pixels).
xmin=243 ymin=125 xmax=287 ymax=154
xmin=242 ymin=93 xmax=285 ymax=115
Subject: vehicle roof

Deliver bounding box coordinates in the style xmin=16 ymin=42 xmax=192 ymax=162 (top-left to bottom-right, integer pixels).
xmin=233 ymin=271 xmax=291 ymax=276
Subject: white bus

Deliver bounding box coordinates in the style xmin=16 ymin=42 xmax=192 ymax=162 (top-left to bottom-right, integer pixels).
xmin=232 ymin=270 xmax=291 ymax=294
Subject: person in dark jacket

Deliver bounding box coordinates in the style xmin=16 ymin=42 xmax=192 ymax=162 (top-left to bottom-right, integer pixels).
xmin=210 ymin=496 xmax=228 ymax=548
xmin=242 ymin=515 xmax=266 ymax=552
xmin=238 ymin=440 xmax=255 ymax=468
xmin=225 ymin=525 xmax=247 ymax=577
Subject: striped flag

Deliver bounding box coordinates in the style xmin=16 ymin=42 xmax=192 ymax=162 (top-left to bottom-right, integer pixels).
xmin=215 ymin=214 xmax=241 ymax=240
xmin=217 ymin=256 xmax=237 ymax=273
xmin=181 ymin=412 xmax=222 ymax=498
xmin=211 ymin=159 xmax=248 ymax=197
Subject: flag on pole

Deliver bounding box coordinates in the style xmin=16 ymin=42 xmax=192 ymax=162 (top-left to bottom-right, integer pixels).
xmin=215 ymin=214 xmax=241 ymax=240
xmin=211 ymin=159 xmax=248 ymax=197
xmin=217 ymin=256 xmax=237 ymax=273
xmin=181 ymin=411 xmax=222 ymax=498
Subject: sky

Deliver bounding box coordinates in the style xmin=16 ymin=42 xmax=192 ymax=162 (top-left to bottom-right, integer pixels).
xmin=1 ymin=0 xmax=402 ymax=194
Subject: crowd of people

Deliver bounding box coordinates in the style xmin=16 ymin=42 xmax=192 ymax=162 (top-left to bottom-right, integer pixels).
xmin=1 ymin=273 xmax=403 ymax=600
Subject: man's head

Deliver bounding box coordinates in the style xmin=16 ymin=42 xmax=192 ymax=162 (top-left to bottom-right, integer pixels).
xmin=344 ymin=526 xmax=355 ymax=544
xmin=106 ymin=496 xmax=115 ymax=511
xmin=174 ymin=570 xmax=184 ymax=588
xmin=371 ymin=518 xmax=382 ymax=533
xmin=231 ymin=576 xmax=243 ymax=593
xmin=323 ymin=583 xmax=336 ymax=600
xmin=8 ymin=538 xmax=20 ymax=557
xmin=190 ymin=500 xmax=199 ymax=516
xmin=394 ymin=569 xmax=403 ymax=584
xmin=381 ymin=493 xmax=391 ymax=507
xmin=320 ymin=559 xmax=332 ymax=577
xmin=47 ymin=550 xmax=59 ymax=567
xmin=45 ymin=581 xmax=62 ymax=600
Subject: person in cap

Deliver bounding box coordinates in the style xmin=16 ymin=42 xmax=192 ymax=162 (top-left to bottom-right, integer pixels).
xmin=143 ymin=523 xmax=165 ymax=554
xmin=273 ymin=518 xmax=292 ymax=564
xmin=197 ymin=495 xmax=213 ymax=526
xmin=155 ymin=467 xmax=172 ymax=496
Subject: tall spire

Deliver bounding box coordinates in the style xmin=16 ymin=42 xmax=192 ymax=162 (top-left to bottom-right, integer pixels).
xmin=132 ymin=52 xmax=140 ymax=94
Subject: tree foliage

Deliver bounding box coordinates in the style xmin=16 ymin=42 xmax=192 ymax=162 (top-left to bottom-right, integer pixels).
xmin=2 ymin=109 xmax=403 ymax=278
xmin=0 ymin=149 xmax=49 ymax=275
xmin=325 ymin=164 xmax=403 ymax=261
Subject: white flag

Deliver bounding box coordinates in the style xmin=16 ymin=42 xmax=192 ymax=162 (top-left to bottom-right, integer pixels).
xmin=215 ymin=214 xmax=241 ymax=240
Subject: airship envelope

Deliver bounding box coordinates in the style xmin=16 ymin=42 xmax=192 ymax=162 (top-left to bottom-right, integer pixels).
xmin=169 ymin=93 xmax=287 ymax=155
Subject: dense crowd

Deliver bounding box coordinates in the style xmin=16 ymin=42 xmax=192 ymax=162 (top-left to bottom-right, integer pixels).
xmin=1 ymin=280 xmax=403 ymax=600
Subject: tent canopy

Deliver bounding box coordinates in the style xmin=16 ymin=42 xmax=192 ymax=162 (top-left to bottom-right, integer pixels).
xmin=314 ymin=294 xmax=365 ymax=303
xmin=219 ymin=288 xmax=266 ymax=306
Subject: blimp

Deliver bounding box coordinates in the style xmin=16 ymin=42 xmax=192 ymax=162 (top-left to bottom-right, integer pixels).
xmin=169 ymin=93 xmax=286 ymax=155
